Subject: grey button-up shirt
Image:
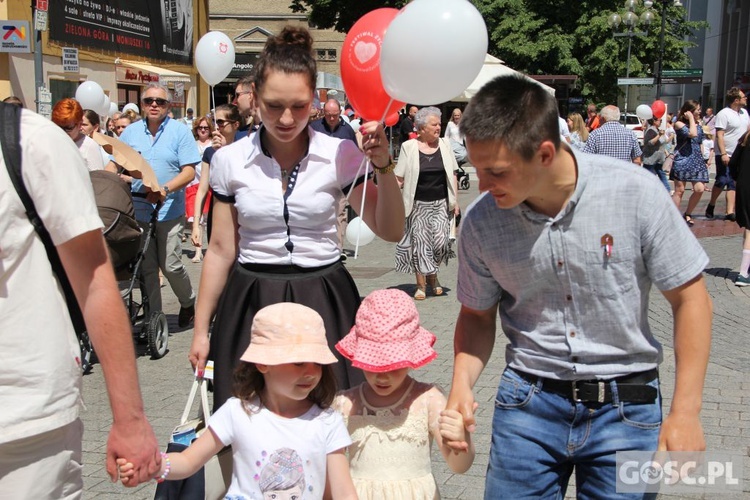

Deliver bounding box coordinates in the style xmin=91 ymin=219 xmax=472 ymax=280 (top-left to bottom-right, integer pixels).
xmin=457 ymin=150 xmax=708 ymax=380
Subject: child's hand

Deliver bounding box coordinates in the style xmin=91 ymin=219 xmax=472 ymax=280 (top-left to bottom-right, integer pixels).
xmin=439 ymin=408 xmax=470 ymax=453
xmin=116 ymin=458 xmax=136 ymax=486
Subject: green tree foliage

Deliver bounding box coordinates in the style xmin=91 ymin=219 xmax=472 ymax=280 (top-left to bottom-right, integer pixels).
xmin=290 ymin=0 xmax=706 ymax=103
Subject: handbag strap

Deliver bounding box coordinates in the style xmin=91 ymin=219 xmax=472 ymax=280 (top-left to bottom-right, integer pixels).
xmin=0 ymin=103 xmax=86 ymax=334
xmin=180 ymin=378 xmax=212 ymax=425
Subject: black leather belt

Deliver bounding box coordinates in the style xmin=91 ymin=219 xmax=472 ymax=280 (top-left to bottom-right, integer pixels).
xmin=511 ymin=368 xmax=658 ymax=404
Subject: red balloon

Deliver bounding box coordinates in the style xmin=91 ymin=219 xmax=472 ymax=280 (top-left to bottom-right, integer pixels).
xmin=384 ymin=112 xmax=400 ymax=127
xmin=651 ymin=100 xmax=666 ymax=119
xmin=341 ymin=9 xmax=405 ymax=122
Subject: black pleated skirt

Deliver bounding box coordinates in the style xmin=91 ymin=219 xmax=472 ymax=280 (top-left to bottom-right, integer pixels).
xmin=209 ymin=260 xmax=363 ymax=411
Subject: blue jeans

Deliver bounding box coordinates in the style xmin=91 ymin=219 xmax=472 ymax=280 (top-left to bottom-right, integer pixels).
xmin=485 ymin=368 xmax=661 ymax=500
xmin=644 ymin=163 xmax=670 ymax=192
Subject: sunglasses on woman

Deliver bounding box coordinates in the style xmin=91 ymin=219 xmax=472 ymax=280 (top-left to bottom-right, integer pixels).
xmin=215 ymin=119 xmax=236 ymax=128
xmin=142 ymin=97 xmax=169 ymax=106
xmin=61 ymin=124 xmax=78 ymax=131
xmin=197 ymin=126 xmax=210 ymax=131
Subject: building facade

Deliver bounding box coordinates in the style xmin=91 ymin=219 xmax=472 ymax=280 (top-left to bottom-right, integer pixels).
xmin=209 ymin=0 xmax=347 ymax=107
xmin=1 ymin=0 xmax=209 ymax=118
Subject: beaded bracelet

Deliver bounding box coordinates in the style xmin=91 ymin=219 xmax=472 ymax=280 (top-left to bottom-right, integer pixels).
xmin=155 ymin=452 xmax=171 ymax=483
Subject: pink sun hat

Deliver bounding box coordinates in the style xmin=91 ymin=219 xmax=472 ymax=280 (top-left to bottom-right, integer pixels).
xmin=240 ymin=303 xmax=337 ymax=365
xmin=336 ymin=289 xmax=437 ymax=372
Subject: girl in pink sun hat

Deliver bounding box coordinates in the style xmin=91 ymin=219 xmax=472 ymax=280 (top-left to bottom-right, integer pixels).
xmin=333 ymin=289 xmax=475 ymax=499
xmin=118 ymin=303 xmax=358 ymax=499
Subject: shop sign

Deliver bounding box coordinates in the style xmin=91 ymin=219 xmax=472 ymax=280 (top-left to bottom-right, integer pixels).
xmin=1 ymin=21 xmax=32 ymax=53
xmin=116 ymin=65 xmax=159 ymax=84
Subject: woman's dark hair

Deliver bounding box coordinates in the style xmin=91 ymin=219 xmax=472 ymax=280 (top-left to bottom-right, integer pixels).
xmin=233 ymin=362 xmax=337 ymax=410
xmin=83 ymin=109 xmax=100 ymax=127
xmin=254 ymin=26 xmax=316 ymax=94
xmin=678 ymin=100 xmax=700 ymax=122
xmin=215 ymin=103 xmax=241 ymax=123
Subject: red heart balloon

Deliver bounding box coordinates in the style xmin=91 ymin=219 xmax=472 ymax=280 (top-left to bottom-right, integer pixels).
xmin=341 ymin=9 xmax=406 ymax=122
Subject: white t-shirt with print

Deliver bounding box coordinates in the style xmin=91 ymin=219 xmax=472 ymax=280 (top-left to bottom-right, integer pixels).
xmin=209 ymin=397 xmax=352 ymax=500
xmin=0 ymin=109 xmax=103 ymax=444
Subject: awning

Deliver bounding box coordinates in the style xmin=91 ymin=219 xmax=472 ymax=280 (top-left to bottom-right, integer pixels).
xmin=119 ymin=60 xmax=192 ymax=83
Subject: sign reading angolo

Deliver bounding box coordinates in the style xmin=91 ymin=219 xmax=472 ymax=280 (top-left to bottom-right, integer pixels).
xmin=1 ymin=21 xmax=32 ymax=53
xmin=49 ymin=0 xmax=193 ymax=64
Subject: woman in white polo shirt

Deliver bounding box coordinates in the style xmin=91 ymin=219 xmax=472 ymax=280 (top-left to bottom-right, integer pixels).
xmin=188 ymin=26 xmax=404 ymax=409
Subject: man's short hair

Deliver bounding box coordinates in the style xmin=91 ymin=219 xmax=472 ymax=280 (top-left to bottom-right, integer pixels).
xmin=460 ymin=75 xmax=560 ymax=161
xmin=186 ymin=108 xmax=193 ymax=113
xmin=143 ymin=83 xmax=172 ymax=102
xmin=324 ymin=98 xmax=341 ymax=112
xmin=599 ymin=105 xmax=620 ymax=123
xmin=726 ymin=87 xmax=743 ymax=103
xmin=236 ymin=74 xmax=255 ymax=90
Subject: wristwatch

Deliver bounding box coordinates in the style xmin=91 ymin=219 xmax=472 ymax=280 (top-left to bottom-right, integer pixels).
xmin=163 ymin=185 xmax=171 ymax=195
xmin=373 ymin=160 xmax=395 ymax=175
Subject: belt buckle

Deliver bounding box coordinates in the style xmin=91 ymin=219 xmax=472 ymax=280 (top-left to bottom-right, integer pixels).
xmin=598 ymin=381 xmax=606 ymax=403
xmin=571 ymin=381 xmax=581 ymax=402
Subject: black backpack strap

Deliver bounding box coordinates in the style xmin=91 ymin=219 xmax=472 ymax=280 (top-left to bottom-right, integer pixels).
xmin=0 ymin=103 xmax=86 ymax=334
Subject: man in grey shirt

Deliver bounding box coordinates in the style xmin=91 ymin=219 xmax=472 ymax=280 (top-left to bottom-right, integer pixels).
xmin=446 ymin=75 xmax=712 ymax=498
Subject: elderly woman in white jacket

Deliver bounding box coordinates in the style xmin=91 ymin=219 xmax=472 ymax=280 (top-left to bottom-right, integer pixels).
xmin=394 ymin=106 xmax=459 ymax=300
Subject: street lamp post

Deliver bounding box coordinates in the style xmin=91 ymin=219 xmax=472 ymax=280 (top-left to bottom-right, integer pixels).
xmin=609 ymin=0 xmax=653 ymax=118
xmin=653 ymin=0 xmax=683 ymax=100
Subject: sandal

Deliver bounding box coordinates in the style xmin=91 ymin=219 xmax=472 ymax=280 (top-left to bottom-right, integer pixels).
xmin=414 ymin=287 xmax=426 ymax=300
xmin=427 ymin=275 xmax=444 ymax=296
xmin=683 ymin=213 xmax=694 ymax=227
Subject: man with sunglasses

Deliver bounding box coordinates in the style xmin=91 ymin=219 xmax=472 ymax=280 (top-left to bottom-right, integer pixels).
xmin=119 ymin=83 xmax=201 ymax=327
xmin=233 ymin=75 xmax=258 ymax=139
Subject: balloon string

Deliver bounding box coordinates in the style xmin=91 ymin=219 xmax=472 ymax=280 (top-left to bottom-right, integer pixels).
xmin=354 ymin=158 xmax=370 ymax=259
xmin=344 ymin=155 xmax=368 ymax=260
xmin=210 ymin=86 xmax=217 ymax=128
xmin=379 ymin=98 xmax=395 ymax=124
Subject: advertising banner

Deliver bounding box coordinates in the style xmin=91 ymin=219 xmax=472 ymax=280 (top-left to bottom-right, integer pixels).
xmin=49 ymin=0 xmax=193 ymax=64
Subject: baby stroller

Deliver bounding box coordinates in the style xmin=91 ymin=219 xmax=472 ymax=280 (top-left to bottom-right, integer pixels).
xmin=78 ymin=171 xmax=169 ymax=373
xmin=456 ymin=164 xmax=470 ymax=190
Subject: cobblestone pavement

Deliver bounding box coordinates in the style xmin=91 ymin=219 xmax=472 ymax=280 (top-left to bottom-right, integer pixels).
xmin=81 ymin=171 xmax=749 ymax=499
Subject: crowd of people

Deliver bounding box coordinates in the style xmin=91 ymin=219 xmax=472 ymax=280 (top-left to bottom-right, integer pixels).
xmin=1 ymin=23 xmax=748 ymax=499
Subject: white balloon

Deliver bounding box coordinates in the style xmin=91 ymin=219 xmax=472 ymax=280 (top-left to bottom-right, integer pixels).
xmin=346 ymin=217 xmax=376 ymax=246
xmin=380 ymin=0 xmax=488 ymax=105
xmin=636 ymin=104 xmax=653 ymax=121
xmin=99 ymin=95 xmax=111 ymax=117
xmin=195 ymin=31 xmax=236 ymax=86
xmin=75 ymin=81 xmax=105 ymax=111
xmin=109 ymin=102 xmax=119 ymax=116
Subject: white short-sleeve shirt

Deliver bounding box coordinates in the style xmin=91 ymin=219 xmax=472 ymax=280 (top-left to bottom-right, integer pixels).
xmin=210 ymin=127 xmax=371 ymax=267
xmin=209 ymin=397 xmax=352 ymax=499
xmin=714 ymin=107 xmax=750 ymax=156
xmin=0 ymin=109 xmax=103 ymax=444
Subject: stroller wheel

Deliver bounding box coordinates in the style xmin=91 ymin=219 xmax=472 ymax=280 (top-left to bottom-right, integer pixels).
xmin=146 ymin=311 xmax=169 ymax=359
xmin=460 ymin=176 xmax=470 ymax=190
xmin=78 ymin=330 xmax=95 ymax=374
